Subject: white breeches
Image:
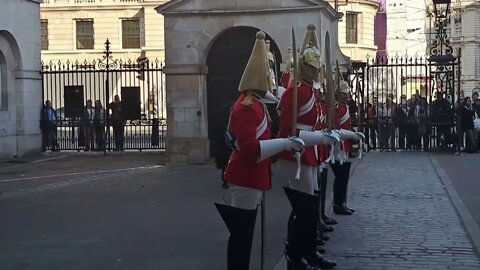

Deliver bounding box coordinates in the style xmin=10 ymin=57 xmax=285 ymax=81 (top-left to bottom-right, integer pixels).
xmin=230 ymin=184 xmax=263 ymax=210
xmin=275 ymin=159 xmax=317 ymax=195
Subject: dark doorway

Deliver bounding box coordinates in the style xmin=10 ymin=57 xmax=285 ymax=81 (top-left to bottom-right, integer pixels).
xmin=206 ymin=26 xmax=282 ymax=156
xmin=64 ymin=85 xmax=85 ymax=118
xmin=121 ymin=86 xmax=141 ymax=120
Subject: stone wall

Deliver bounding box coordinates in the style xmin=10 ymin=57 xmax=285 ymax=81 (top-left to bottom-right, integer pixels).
xmin=0 ymin=0 xmax=42 ymax=160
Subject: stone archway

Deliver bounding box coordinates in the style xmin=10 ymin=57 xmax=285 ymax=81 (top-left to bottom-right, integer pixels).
xmin=0 ymin=31 xmax=21 ymax=112
xmin=206 ymin=26 xmax=282 ymax=156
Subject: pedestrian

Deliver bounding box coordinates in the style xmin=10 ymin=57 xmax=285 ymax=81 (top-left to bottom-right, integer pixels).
xmin=395 ymin=95 xmax=409 ymax=150
xmin=214 ymin=31 xmax=304 ymax=270
xmin=94 ymin=100 xmax=105 ymax=151
xmin=108 ymin=95 xmax=125 ymax=151
xmin=276 ymin=24 xmax=337 ymax=269
xmin=472 ymin=93 xmax=480 ymax=147
xmin=406 ymin=102 xmax=417 ymax=151
xmin=82 ymin=99 xmax=95 ymax=151
xmin=366 ymin=100 xmax=378 ymax=149
xmin=415 ymin=97 xmax=429 ymax=150
xmin=377 ymin=97 xmax=394 ymax=151
xmin=40 ymin=100 xmax=60 ymax=151
xmin=459 ymin=97 xmax=478 ymax=153
xmin=431 ymin=91 xmax=453 ymax=148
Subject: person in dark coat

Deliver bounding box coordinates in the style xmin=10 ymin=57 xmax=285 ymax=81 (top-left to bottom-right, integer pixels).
xmin=431 ymin=92 xmax=453 ymax=148
xmin=82 ymin=99 xmax=95 ymax=151
xmin=460 ymin=97 xmax=478 ymax=153
xmin=395 ymin=95 xmax=409 ymax=150
xmin=214 ymin=101 xmax=234 ymax=189
xmin=94 ymin=100 xmax=106 ymax=151
xmin=40 ymin=100 xmax=60 ymax=151
xmin=108 ymin=95 xmax=125 ymax=151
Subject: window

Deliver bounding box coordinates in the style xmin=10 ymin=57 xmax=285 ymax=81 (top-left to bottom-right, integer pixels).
xmin=41 ymin=19 xmax=49 ymax=50
xmin=76 ymin=19 xmax=94 ymax=50
xmin=346 ymin=12 xmax=358 ymax=44
xmin=122 ymin=19 xmax=140 ymax=49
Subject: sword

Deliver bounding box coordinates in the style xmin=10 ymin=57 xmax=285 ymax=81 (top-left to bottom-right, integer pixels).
xmin=261 ymin=191 xmax=266 ymax=270
xmin=291 ymin=27 xmax=302 ymax=181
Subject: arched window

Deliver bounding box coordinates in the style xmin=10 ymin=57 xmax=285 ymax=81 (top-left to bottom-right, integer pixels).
xmin=0 ymin=50 xmax=6 ymax=110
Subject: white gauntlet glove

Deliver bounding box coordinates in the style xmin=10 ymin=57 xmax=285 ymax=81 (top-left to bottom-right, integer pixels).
xmin=258 ymin=137 xmax=305 ymax=162
xmin=335 ymin=129 xmax=364 ymax=142
xmin=298 ymin=130 xmax=341 ymax=146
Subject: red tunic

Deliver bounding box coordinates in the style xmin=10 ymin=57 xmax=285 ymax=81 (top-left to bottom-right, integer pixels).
xmin=335 ymin=102 xmax=353 ymax=153
xmin=277 ymin=81 xmax=319 ymax=166
xmin=316 ymin=101 xmax=330 ymax=163
xmin=280 ymin=72 xmax=291 ymax=88
xmin=224 ymin=95 xmax=272 ymax=191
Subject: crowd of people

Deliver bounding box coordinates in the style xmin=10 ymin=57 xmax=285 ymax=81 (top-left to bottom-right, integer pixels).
xmin=40 ymin=94 xmax=126 ymax=152
xmin=362 ymin=91 xmax=480 ymax=153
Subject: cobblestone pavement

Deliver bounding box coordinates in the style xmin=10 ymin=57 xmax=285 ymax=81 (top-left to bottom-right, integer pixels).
xmin=323 ymin=152 xmax=480 ymax=270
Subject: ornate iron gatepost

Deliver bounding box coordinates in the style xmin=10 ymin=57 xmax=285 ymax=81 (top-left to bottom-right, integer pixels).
xmin=428 ymin=0 xmax=457 ymax=103
xmin=97 ymin=40 xmax=119 ymax=154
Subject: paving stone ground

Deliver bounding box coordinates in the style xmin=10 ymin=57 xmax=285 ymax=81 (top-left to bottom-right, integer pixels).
xmin=321 ymin=152 xmax=480 ymax=270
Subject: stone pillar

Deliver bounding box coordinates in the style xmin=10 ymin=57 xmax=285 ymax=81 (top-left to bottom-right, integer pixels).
xmin=164 ymin=64 xmax=209 ymax=164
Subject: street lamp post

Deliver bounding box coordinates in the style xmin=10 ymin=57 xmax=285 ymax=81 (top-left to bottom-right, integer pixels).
xmin=429 ymin=0 xmax=456 ymax=101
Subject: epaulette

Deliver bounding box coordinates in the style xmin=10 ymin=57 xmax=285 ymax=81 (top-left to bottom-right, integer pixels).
xmin=241 ymin=95 xmax=253 ymax=106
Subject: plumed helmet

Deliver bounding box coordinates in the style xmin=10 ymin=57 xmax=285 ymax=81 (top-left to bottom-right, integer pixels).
xmin=285 ymin=47 xmax=294 ymax=72
xmin=300 ymin=25 xmax=322 ymax=69
xmin=337 ymin=80 xmax=350 ymax=94
xmin=238 ymin=31 xmax=272 ymax=93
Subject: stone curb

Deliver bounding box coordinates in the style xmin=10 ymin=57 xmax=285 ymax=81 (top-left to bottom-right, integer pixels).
xmin=272 ymin=156 xmax=365 ymax=270
xmin=430 ymin=155 xmax=480 ymax=257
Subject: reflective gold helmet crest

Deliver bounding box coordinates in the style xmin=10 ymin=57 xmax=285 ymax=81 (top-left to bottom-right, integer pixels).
xmin=301 ymin=42 xmax=322 ymax=69
xmin=337 ymin=80 xmax=350 ymax=94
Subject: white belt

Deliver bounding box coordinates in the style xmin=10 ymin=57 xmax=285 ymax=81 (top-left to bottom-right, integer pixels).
xmin=296 ymin=123 xmax=315 ymax=131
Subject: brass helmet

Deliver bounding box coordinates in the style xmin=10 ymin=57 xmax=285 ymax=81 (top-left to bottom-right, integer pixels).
xmin=300 ymin=24 xmax=321 ymax=69
xmin=266 ymin=40 xmax=275 ymax=64
xmin=238 ymin=31 xmax=272 ymax=93
xmin=337 ymin=80 xmax=350 ymax=94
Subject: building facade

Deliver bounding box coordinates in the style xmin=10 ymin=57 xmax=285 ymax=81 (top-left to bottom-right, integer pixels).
xmin=450 ymin=0 xmax=480 ymax=97
xmin=40 ymin=0 xmax=168 ymax=63
xmin=386 ymin=0 xmax=429 ymax=56
xmin=329 ymin=0 xmax=380 ymax=61
xmin=0 ymin=0 xmax=42 ymax=160
xmin=157 ymin=0 xmax=350 ymax=164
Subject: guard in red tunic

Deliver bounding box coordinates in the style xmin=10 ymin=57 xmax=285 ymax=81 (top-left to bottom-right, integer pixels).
xmin=215 ymin=31 xmax=305 ymax=270
xmin=331 ymin=80 xmax=365 ymax=215
xmin=280 ymin=47 xmax=294 ymax=89
xmin=313 ymin=82 xmax=338 ymax=232
xmin=277 ymin=24 xmax=338 ymax=270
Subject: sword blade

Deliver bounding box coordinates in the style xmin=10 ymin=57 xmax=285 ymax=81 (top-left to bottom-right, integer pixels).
xmin=291 ymin=27 xmax=298 ymax=136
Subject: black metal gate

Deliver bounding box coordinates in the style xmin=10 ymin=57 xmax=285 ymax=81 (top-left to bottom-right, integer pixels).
xmin=349 ymin=55 xmax=460 ymax=151
xmin=41 ymin=40 xmax=166 ymax=152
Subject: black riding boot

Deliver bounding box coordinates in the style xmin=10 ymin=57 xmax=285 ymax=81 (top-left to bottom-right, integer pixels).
xmin=331 ymin=163 xmax=352 ymax=215
xmin=318 ymin=168 xmax=337 ymax=227
xmin=342 ymin=162 xmax=355 ymax=213
xmin=313 ymin=190 xmax=328 ymax=250
xmin=284 ymin=188 xmax=336 ymax=270
xmin=215 ymin=203 xmax=257 ymax=270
